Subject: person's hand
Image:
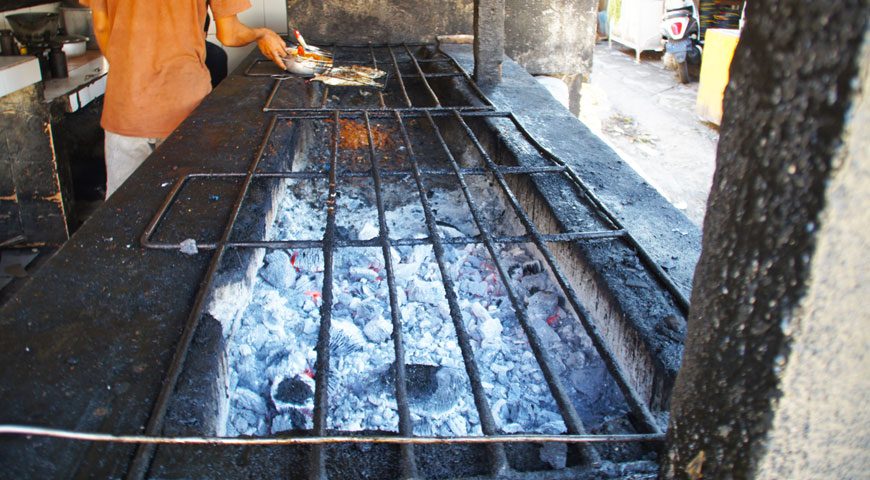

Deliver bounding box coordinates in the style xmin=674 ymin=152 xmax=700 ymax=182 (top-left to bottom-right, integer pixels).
xmin=255 ymin=28 xmax=288 ymax=70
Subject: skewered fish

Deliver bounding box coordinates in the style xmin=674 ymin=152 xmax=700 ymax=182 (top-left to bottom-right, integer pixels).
xmin=312 ymin=65 xmax=387 ymax=88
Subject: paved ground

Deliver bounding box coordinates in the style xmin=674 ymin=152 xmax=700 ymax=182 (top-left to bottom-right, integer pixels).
xmin=579 ymin=42 xmax=720 ymax=227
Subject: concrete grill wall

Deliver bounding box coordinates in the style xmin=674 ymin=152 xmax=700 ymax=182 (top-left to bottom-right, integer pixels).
xmin=285 ymin=0 xmax=598 ymax=77
xmin=662 ymin=0 xmax=870 ymax=478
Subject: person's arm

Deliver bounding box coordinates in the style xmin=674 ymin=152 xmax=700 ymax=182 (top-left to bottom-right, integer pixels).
xmin=214 ymin=15 xmax=287 ymax=69
xmin=91 ymin=8 xmax=112 ymax=53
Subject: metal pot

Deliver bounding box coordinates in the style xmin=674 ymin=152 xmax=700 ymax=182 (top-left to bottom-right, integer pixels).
xmin=60 ymin=7 xmax=96 ymax=50
xmin=56 ymin=34 xmax=88 ymax=57
xmin=283 ymin=46 xmax=332 ymax=74
xmin=5 ymin=12 xmax=59 ymax=45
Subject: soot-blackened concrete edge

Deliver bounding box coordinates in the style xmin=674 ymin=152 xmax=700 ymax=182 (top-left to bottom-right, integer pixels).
xmin=662 ymin=1 xmax=870 ymax=478
xmin=0 ymin=46 xmax=700 ymax=477
xmin=441 ymin=45 xmax=700 ymax=300
xmin=443 ymin=45 xmax=696 ymax=421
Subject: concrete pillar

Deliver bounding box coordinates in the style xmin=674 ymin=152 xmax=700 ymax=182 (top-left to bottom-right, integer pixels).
xmin=662 ymin=1 xmax=870 ymax=478
xmin=473 ymin=0 xmax=505 ymax=87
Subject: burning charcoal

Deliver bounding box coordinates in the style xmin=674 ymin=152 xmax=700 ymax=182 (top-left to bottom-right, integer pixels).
xmin=270 ymin=413 xmax=294 ymax=434
xmin=465 ymin=280 xmax=488 ymax=297
xmin=522 ymin=260 xmax=544 ymax=276
xmin=437 ymin=301 xmax=451 ymax=320
xmin=232 ymin=387 xmax=268 ymax=424
xmin=358 ymin=223 xmax=379 ymax=241
xmin=350 ymin=266 xmax=378 ymax=282
xmin=446 ymin=416 xmax=468 ymax=436
xmin=293 ymin=249 xmax=324 ymax=272
xmin=502 ymin=423 xmax=523 ymax=434
xmin=435 ymin=221 xmax=464 ymax=238
xmin=407 ymin=278 xmax=445 ymax=305
xmin=520 ymin=273 xmax=550 ymax=295
xmin=273 ymin=409 xmax=311 ymax=433
xmin=303 ymin=316 xmax=318 ymax=334
xmin=260 ymin=250 xmax=296 ymax=290
xmin=353 ymin=297 xmax=383 ymax=323
xmin=260 ymin=310 xmax=284 ymax=334
xmin=539 ymin=443 xmax=567 ymax=469
xmin=330 ymin=320 xmax=366 ymax=356
xmin=234 ymin=354 xmax=264 ymax=393
xmin=471 ymin=302 xmax=503 ymax=343
xmin=363 ymin=317 xmax=392 ymax=344
xmin=408 ymin=244 xmax=431 ymax=265
xmin=416 ymin=331 xmax=434 ymax=350
xmin=271 ymin=374 xmax=314 ymax=411
xmin=530 ymin=318 xmax=561 ymax=347
xmin=335 ymin=225 xmax=352 ymax=241
xmin=540 ymin=420 xmax=567 ymax=435
xmin=393 ymin=262 xmax=420 ymax=281
xmin=382 ymin=364 xmax=465 ymax=415
xmin=526 ymin=291 xmax=559 ymax=323
xmin=231 ymin=409 xmax=263 ymax=436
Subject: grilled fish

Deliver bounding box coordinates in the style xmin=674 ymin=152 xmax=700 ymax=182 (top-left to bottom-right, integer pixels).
xmin=312 ymin=65 xmax=387 ymax=88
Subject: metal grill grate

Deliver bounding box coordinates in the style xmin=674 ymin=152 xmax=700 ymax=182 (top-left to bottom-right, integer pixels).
xmin=132 ymin=44 xmax=687 ymax=480
xmin=247 ymin=43 xmax=494 ymax=112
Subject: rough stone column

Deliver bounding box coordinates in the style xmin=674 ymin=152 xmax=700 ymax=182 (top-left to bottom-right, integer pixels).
xmin=662 ymin=1 xmax=870 ymax=479
xmin=473 ymin=0 xmax=505 ymax=86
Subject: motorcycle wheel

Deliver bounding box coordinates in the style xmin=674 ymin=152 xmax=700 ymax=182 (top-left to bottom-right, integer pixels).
xmin=678 ymin=61 xmax=690 ymax=84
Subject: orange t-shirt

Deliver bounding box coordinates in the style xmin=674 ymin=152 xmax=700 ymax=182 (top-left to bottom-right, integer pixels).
xmin=81 ymin=0 xmax=251 ymax=138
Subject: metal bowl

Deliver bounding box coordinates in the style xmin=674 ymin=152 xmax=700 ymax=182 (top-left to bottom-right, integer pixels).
xmin=56 ymin=34 xmax=88 ymax=57
xmin=6 ymin=12 xmax=59 ymax=45
xmin=283 ymin=46 xmax=333 ymax=75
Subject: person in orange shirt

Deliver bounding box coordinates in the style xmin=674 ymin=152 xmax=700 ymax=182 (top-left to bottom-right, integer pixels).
xmin=80 ymin=0 xmax=289 ymax=198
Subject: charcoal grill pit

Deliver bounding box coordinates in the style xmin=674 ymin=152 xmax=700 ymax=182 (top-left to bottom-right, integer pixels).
xmin=137 ymin=44 xmax=685 ymax=479
xmin=0 ymin=43 xmax=698 ymax=480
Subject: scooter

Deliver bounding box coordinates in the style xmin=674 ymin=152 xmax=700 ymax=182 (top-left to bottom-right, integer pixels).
xmin=662 ymin=3 xmax=702 ymax=84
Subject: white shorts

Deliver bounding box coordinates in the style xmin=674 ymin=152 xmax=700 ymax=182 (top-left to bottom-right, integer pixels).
xmin=104 ymin=131 xmax=165 ymax=198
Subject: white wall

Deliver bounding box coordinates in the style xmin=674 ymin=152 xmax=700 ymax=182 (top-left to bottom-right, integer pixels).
xmin=207 ymin=0 xmax=288 ymax=73
xmin=0 ymin=2 xmax=61 ymax=31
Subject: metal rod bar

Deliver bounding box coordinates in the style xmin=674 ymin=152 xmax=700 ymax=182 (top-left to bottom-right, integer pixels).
xmin=244 ymin=58 xmax=293 ymax=77
xmin=142 ymin=230 xmax=625 ymax=252
xmin=368 ymin=44 xmax=388 ymax=110
xmin=425 ymin=111 xmax=601 ymax=464
xmin=243 ymin=58 xmax=258 ymax=76
xmin=504 ymin=113 xmax=691 ymax=313
xmin=394 ymin=111 xmax=509 ymax=477
xmin=140 ymin=175 xmax=190 ymax=248
xmin=363 ymin=111 xmax=419 ymax=479
xmin=126 ymin=114 xmax=281 ymax=480
xmin=417 ymin=72 xmax=467 ymax=79
xmin=135 ymin=165 xmax=563 ymax=183
xmin=0 ymin=425 xmax=665 ymax=445
xmin=452 ymin=111 xmax=662 ymax=434
xmin=277 ymin=110 xmax=512 ymax=119
xmin=265 ymin=106 xmax=497 ymax=113
xmin=403 ymin=43 xmax=442 ymax=107
xmin=414 ymin=58 xmax=454 ymax=63
xmin=387 ymin=45 xmax=413 ymax=108
xmin=309 ymin=110 xmax=342 ymax=480
xmin=320 ymin=83 xmax=330 ymax=109
xmin=250 ymin=166 xmax=563 ymax=177
xmin=263 ymin=77 xmax=283 ymax=111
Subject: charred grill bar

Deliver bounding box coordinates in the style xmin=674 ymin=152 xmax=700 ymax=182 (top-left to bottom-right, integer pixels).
xmin=131 ymin=44 xmax=684 ymax=478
